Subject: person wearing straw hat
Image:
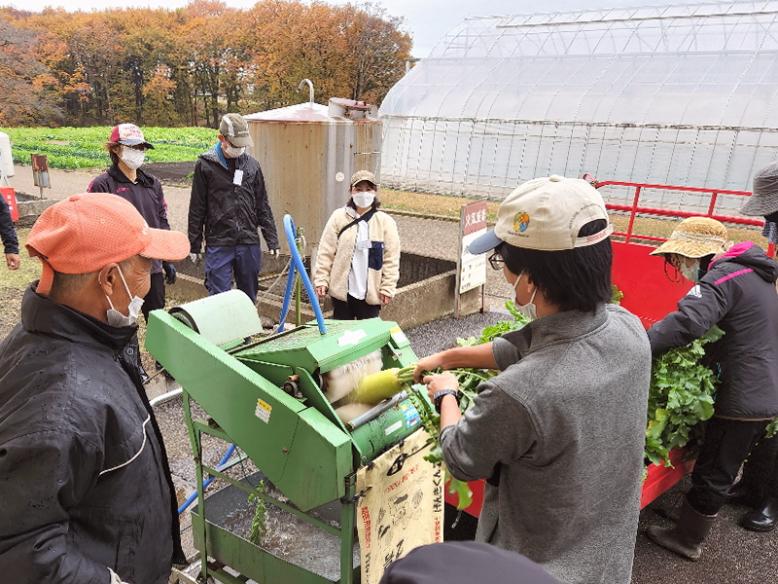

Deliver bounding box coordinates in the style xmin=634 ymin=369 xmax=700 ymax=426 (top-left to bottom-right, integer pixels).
xmin=414 ymin=176 xmax=651 ymax=584
xmin=645 ymin=217 xmax=778 ymax=560
xmin=0 ymin=193 xmax=189 ymax=583
xmin=728 ymin=162 xmax=778 ymax=533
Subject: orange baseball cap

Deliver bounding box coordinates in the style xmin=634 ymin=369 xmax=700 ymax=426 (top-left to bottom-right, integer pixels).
xmin=27 ymin=192 xmax=189 ymax=295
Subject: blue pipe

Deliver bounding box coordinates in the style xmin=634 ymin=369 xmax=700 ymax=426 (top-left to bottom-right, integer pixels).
xmin=277 ymin=214 xmax=327 ymax=335
xmin=178 ymin=443 xmax=236 ymax=514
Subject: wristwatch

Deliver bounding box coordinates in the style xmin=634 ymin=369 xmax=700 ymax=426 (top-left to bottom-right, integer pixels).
xmin=433 ymin=389 xmax=459 ymax=412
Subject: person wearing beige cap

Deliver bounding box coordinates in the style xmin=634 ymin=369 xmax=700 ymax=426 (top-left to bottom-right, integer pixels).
xmin=645 ymin=217 xmax=778 ymax=560
xmin=413 ymin=176 xmax=651 ymax=584
xmin=0 ymin=193 xmax=189 ymax=583
xmin=314 ymin=170 xmax=400 ymax=319
xmin=188 ymin=113 xmax=279 ymax=304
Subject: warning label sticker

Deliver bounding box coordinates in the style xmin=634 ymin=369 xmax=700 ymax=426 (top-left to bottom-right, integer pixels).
xmin=255 ymin=399 xmax=272 ymax=423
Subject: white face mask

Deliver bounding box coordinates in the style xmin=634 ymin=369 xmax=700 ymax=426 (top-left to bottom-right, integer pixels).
xmin=120 ymin=146 xmax=145 ymax=170
xmin=104 ymin=265 xmax=144 ymax=327
xmin=352 ymin=191 xmax=376 ymax=209
xmin=514 ymin=272 xmax=537 ymax=321
xmin=222 ymin=143 xmax=245 ymax=158
xmin=679 ymin=260 xmax=700 ymax=282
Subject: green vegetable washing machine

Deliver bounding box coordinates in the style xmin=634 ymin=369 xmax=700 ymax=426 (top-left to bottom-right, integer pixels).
xmin=146 ymin=289 xmax=426 ymax=584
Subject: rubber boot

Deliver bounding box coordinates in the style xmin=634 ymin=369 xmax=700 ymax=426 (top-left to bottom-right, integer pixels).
xmin=647 ymin=499 xmax=716 ymax=561
xmin=740 ymin=497 xmax=778 ymax=532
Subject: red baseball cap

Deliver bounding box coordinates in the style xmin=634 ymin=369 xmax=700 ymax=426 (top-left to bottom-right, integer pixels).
xmin=109 ymin=123 xmax=154 ymax=149
xmin=27 ymin=193 xmax=189 ymax=295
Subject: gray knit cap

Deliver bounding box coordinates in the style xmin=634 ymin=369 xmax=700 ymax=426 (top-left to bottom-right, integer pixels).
xmin=743 ymin=162 xmax=778 ymax=216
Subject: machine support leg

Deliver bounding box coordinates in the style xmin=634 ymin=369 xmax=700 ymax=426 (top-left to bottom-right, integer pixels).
xmin=183 ymin=392 xmax=210 ymax=582
xmin=295 ymin=227 xmax=305 ymax=326
xmin=340 ymin=476 xmax=357 ymax=584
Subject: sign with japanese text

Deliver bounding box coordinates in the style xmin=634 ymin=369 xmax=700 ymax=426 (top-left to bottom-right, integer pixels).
xmin=459 ymin=201 xmax=488 ymax=294
xmin=356 ymin=430 xmax=443 ymax=584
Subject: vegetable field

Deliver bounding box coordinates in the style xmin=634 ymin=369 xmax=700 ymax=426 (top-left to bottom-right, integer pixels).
xmin=2 ymin=127 xmax=215 ymax=169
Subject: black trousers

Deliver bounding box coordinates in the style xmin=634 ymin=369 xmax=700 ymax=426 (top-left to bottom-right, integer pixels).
xmin=739 ymin=434 xmax=778 ymax=503
xmin=687 ymin=417 xmax=768 ymax=515
xmin=142 ymin=272 xmax=166 ymax=322
xmin=331 ymin=294 xmax=381 ymax=320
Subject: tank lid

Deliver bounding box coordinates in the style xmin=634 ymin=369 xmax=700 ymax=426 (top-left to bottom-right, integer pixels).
xmin=244 ymin=102 xmax=335 ymax=123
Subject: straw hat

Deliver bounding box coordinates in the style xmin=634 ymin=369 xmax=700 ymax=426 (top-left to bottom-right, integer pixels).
xmin=650 ymin=217 xmax=729 ymax=258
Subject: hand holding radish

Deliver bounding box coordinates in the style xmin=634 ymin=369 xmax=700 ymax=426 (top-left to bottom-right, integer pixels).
xmin=413 ymin=353 xmax=446 ymax=382
xmin=423 ymin=372 xmax=460 ymax=400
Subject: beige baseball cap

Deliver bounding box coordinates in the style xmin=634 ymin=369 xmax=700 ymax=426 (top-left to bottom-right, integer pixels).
xmin=350 ymin=170 xmax=378 ymax=188
xmin=468 ymin=175 xmax=613 ymax=254
xmin=219 ymin=113 xmax=253 ymax=148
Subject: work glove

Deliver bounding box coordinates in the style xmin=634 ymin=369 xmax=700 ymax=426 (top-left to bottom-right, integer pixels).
xmin=162 ymin=261 xmax=177 ymax=285
xmin=189 ymin=253 xmax=201 ymax=264
xmin=267 ymin=248 xmax=280 ymax=257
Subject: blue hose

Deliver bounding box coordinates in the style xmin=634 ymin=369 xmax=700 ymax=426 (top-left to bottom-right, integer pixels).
xmin=277 ymin=214 xmax=327 ymax=334
xmin=178 ymin=443 xmax=236 ymax=514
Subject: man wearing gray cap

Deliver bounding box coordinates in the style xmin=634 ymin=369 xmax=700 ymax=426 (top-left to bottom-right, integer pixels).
xmin=414 ymin=176 xmax=651 ymax=584
xmin=188 ymin=113 xmax=280 ymax=303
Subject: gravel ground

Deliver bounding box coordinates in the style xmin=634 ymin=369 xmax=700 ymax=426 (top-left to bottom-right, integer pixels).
xmin=634 ymin=483 xmax=778 ymax=584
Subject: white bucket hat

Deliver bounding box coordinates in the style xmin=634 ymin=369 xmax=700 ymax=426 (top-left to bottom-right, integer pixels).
xmin=468 ymin=175 xmax=612 ymax=254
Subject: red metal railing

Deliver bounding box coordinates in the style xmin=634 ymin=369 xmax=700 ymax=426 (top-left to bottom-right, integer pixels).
xmin=590 ymin=179 xmax=775 ymax=257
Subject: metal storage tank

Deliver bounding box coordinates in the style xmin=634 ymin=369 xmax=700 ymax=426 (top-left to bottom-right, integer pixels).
xmin=245 ymin=92 xmax=381 ymax=256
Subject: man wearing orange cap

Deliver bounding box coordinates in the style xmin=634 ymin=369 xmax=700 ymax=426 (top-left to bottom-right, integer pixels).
xmin=0 ymin=193 xmax=189 ymax=583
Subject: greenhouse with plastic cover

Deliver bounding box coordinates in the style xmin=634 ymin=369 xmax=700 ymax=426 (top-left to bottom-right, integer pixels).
xmin=379 ymin=1 xmax=778 ymax=214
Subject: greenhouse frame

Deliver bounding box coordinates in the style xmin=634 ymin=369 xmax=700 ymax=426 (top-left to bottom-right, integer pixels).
xmin=379 ymin=1 xmax=778 ymax=214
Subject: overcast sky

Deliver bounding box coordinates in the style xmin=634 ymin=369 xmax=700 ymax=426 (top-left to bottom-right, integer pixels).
xmin=3 ymin=0 xmax=675 ymax=57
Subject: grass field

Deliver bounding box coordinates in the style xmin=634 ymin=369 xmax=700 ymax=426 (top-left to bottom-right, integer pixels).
xmin=2 ymin=127 xmax=215 ymax=169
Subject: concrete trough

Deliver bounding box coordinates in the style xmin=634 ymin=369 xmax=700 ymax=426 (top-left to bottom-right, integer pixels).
xmin=13 ymin=192 xmax=57 ymax=227
xmin=172 ymin=252 xmax=482 ymax=330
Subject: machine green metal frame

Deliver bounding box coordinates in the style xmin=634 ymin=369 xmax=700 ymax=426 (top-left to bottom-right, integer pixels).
xmin=147 ymin=309 xmax=422 ymax=584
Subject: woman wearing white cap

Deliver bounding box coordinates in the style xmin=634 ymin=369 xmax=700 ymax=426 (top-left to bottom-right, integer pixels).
xmin=314 ymin=170 xmax=400 ymax=320
xmin=414 ymin=176 xmax=651 ymax=584
xmin=644 ymin=217 xmax=778 ymax=559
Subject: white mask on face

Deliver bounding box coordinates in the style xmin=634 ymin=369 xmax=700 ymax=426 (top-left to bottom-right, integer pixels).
xmin=222 ymin=143 xmax=245 ymax=158
xmin=104 ymin=265 xmax=144 ymax=327
xmin=120 ymin=146 xmax=145 ymax=170
xmin=679 ymin=260 xmax=700 ymax=282
xmin=514 ymin=272 xmax=537 ymax=321
xmin=352 ymin=191 xmax=376 ymax=209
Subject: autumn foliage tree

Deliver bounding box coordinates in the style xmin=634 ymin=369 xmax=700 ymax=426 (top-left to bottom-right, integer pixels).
xmin=0 ymin=1 xmax=412 ymax=127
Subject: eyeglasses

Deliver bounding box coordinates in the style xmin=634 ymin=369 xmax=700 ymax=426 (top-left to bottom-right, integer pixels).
xmin=488 ymin=251 xmax=504 ymax=271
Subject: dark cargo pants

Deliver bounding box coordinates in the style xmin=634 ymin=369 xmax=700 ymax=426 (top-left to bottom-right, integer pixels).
xmin=204 ymin=244 xmax=261 ymax=303
xmin=687 ymin=417 xmax=769 ymax=515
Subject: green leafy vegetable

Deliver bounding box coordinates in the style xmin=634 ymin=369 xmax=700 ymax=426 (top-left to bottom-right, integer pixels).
xmin=645 ymin=327 xmax=724 ymax=466
xmin=611 ymin=284 xmax=624 ymax=305
xmin=766 ymin=418 xmax=778 ymax=439
xmin=248 ymin=482 xmax=267 ymax=545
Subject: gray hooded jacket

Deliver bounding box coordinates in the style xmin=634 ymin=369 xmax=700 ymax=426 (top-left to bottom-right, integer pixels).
xmin=440 ymin=304 xmax=651 ymax=584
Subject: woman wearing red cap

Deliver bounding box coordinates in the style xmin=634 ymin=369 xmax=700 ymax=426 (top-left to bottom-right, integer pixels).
xmin=88 ymin=123 xmax=176 ymax=323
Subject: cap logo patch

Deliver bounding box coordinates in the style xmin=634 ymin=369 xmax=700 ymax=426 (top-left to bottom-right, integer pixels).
xmin=513 ymin=211 xmax=530 ymax=233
